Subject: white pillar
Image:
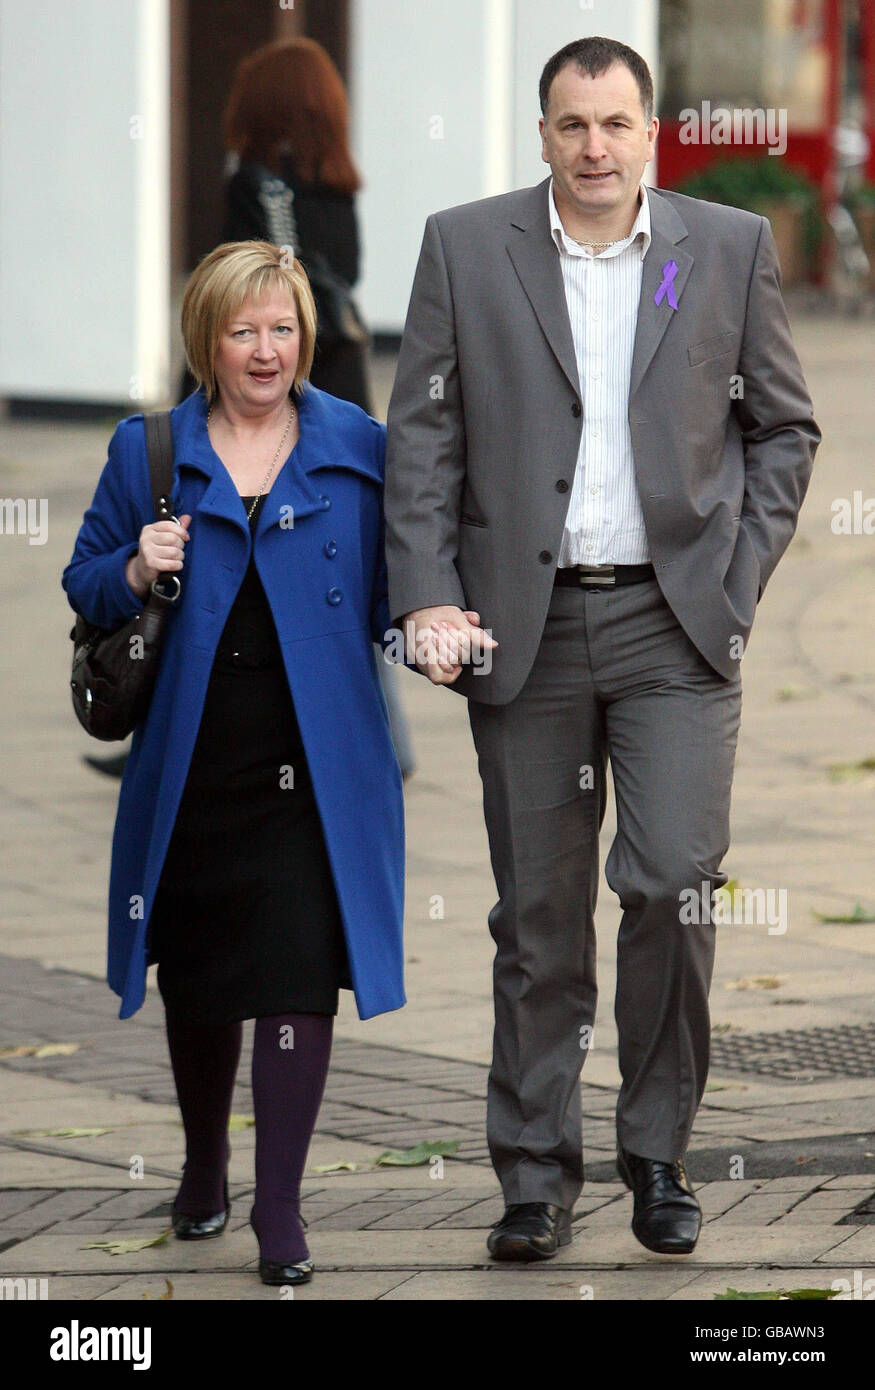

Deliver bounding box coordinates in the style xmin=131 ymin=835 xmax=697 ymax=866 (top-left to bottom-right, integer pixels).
xmin=0 ymin=0 xmax=170 ymax=405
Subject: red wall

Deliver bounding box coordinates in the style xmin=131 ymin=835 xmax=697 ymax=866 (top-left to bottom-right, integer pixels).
xmin=655 ymin=127 xmax=833 ymax=197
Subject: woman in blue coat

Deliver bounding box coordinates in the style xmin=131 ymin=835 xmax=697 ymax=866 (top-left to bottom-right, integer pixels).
xmin=62 ymin=241 xmax=406 ymax=1287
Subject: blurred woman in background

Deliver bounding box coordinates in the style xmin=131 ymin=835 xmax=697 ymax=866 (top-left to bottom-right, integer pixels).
xmin=218 ymin=37 xmax=414 ymax=777
xmin=222 ymin=37 xmax=373 ymax=413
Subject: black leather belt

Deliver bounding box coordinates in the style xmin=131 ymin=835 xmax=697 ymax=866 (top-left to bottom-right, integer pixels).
xmin=554 ymin=562 xmax=656 ymax=589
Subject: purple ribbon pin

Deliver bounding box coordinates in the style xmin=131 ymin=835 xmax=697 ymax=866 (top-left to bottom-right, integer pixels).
xmin=654 ymin=259 xmax=679 ymax=311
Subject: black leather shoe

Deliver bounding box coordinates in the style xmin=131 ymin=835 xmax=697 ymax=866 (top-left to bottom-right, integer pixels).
xmin=487 ymin=1202 xmax=573 ymax=1261
xmin=617 ymin=1146 xmax=702 ymax=1254
xmin=171 ymin=1180 xmax=230 ymax=1240
xmin=258 ymin=1257 xmax=315 ymax=1286
xmin=250 ymin=1204 xmax=314 ymax=1285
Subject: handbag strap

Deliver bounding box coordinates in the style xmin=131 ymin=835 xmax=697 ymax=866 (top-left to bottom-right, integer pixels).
xmin=143 ymin=412 xmax=175 ymax=522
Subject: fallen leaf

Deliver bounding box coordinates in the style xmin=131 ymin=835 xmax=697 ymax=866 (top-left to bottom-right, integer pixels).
xmin=812 ymin=903 xmax=875 ymax=924
xmin=716 ymin=1287 xmax=838 ymax=1301
xmin=725 ymin=976 xmax=783 ymax=991
xmin=826 ymin=757 xmax=875 ymax=782
xmin=374 ymin=1140 xmax=461 ymax=1167
xmin=227 ymin=1114 xmax=256 ymax=1131
xmin=311 ymin=1161 xmax=361 ymax=1173
xmin=83 ymin=1229 xmax=173 ymax=1255
xmin=785 ymin=1288 xmax=843 ymax=1300
xmin=15 ymin=1126 xmax=113 ymax=1139
xmin=714 ymin=878 xmax=741 ymax=900
xmin=776 ymin=686 xmax=817 ymax=701
xmin=0 ymin=1042 xmax=81 ymax=1059
xmin=716 ymin=1289 xmax=780 ymax=1301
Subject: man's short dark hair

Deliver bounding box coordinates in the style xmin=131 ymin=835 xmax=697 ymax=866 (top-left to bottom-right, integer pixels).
xmin=539 ymin=36 xmax=655 ymax=125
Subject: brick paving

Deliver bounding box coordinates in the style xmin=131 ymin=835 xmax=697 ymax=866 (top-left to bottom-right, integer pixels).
xmin=1 ymin=949 xmax=874 ymax=1300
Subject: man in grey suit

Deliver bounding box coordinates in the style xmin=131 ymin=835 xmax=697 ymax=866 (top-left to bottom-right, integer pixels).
xmin=384 ymin=35 xmax=820 ymax=1261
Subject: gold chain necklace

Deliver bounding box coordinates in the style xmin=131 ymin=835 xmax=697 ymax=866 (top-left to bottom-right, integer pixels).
xmin=206 ymin=399 xmax=296 ymax=520
xmin=573 ymin=235 xmax=624 ymax=253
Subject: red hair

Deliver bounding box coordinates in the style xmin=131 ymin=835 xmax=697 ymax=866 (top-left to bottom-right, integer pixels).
xmin=223 ymin=37 xmax=362 ymax=194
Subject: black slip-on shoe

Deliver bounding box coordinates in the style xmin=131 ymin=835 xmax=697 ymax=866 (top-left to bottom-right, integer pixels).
xmin=171 ymin=1180 xmax=230 ymax=1240
xmin=258 ymin=1258 xmax=315 ymax=1286
xmin=250 ymin=1203 xmax=314 ymax=1285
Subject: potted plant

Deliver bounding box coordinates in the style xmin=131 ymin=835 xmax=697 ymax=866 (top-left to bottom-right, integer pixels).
xmin=675 ymin=158 xmax=823 ymax=287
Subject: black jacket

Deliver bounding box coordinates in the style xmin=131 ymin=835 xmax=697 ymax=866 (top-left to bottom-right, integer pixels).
xmin=221 ymin=155 xmax=372 ymax=413
xmin=223 ymin=154 xmax=361 ymax=288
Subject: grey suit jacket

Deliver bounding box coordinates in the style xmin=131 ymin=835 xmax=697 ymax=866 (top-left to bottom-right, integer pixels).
xmin=384 ymin=176 xmax=820 ymax=704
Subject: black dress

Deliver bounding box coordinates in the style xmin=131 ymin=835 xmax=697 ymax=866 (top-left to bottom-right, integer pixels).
xmin=148 ymin=494 xmax=352 ymax=1025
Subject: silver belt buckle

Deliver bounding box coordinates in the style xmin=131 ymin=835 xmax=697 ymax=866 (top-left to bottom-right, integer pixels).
xmin=577 ymin=564 xmax=616 ymax=587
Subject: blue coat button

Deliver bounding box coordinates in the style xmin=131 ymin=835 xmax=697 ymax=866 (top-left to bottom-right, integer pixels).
xmin=320 ymin=495 xmax=331 ymax=510
xmin=326 ymin=587 xmax=343 ymax=605
xmin=323 ymin=539 xmax=338 ymax=558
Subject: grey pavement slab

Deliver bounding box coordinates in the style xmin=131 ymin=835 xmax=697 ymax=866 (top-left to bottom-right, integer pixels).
xmin=0 ymin=1150 xmax=172 ymax=1188
xmin=814 ymin=1229 xmax=875 ymax=1262
xmin=2 ymin=1223 xmax=859 ymax=1275
xmin=378 ymin=1268 xmax=706 ymax=1300
xmin=97 ymin=1271 xmax=418 ymax=1300
xmin=709 ymin=1193 xmax=821 ymax=1224
xmin=10 ymin=1274 xmax=133 ymax=1301
xmin=0 ymin=1229 xmax=259 ymax=1275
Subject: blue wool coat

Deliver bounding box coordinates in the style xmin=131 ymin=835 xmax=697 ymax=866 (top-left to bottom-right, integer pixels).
xmin=63 ymin=385 xmax=407 ymax=1021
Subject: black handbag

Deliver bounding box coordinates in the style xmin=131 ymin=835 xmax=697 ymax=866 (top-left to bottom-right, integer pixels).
xmin=69 ymin=412 xmax=181 ymax=742
xmin=251 ymin=163 xmax=369 ymax=350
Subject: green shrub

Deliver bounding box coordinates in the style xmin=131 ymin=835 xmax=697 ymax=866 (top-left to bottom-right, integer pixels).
xmin=676 ymin=157 xmax=823 ymax=266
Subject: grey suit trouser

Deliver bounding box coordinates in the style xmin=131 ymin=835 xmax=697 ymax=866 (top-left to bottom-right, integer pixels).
xmin=466 ymin=577 xmax=743 ymax=1210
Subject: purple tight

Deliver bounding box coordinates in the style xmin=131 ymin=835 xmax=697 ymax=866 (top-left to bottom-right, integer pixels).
xmin=165 ymin=1010 xmax=333 ymax=1263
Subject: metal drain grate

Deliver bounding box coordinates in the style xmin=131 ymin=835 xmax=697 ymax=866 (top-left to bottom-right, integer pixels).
xmin=710 ymin=1022 xmax=875 ymax=1081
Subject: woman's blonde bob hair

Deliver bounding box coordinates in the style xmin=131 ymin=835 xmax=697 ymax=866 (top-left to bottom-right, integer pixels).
xmin=181 ymin=241 xmax=317 ymax=403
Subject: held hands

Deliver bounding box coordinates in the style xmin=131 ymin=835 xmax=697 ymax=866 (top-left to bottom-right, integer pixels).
xmin=401 ymin=605 xmax=499 ymax=684
xmin=125 ymin=514 xmax=192 ymax=598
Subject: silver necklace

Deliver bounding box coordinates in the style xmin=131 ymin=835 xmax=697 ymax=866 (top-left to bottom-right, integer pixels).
xmin=207 ymin=399 xmax=296 ymax=520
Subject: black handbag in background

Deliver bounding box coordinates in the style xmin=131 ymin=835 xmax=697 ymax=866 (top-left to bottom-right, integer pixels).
xmin=69 ymin=412 xmax=180 ymax=742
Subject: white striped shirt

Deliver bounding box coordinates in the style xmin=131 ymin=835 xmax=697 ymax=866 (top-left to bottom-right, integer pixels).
xmin=549 ymin=177 xmax=652 ymax=566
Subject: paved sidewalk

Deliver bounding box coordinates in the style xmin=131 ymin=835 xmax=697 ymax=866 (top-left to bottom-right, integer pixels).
xmin=1 ymin=312 xmax=874 ymax=1300
xmin=0 ymin=951 xmax=874 ymax=1299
